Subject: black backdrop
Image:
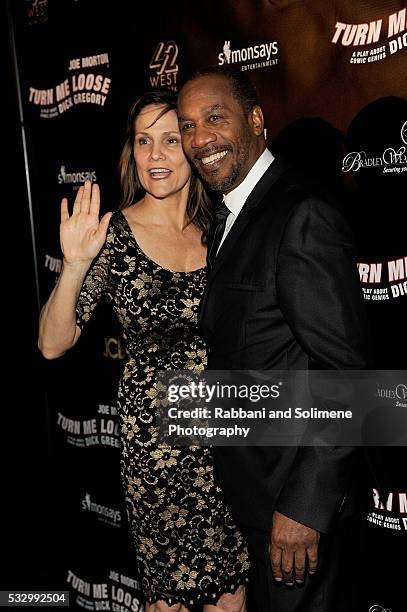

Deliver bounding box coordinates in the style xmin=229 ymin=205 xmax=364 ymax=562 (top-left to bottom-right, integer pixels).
xmin=5 ymin=0 xmax=407 ymax=610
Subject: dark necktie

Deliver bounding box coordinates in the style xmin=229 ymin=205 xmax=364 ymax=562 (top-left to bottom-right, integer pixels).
xmin=207 ymin=202 xmax=230 ymax=269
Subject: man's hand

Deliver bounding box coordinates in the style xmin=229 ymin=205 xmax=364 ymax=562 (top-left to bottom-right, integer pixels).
xmin=269 ymin=510 xmax=320 ymax=586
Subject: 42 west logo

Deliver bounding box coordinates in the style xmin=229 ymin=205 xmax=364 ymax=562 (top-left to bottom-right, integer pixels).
xmin=149 ymin=41 xmax=179 ymax=90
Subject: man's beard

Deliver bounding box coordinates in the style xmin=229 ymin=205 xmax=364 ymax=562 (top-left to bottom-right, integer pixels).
xmin=192 ymin=129 xmax=252 ymax=192
xmin=200 ymin=159 xmax=243 ymax=193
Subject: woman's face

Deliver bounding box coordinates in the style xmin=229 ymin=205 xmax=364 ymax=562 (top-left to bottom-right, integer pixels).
xmin=133 ymin=105 xmax=191 ymax=199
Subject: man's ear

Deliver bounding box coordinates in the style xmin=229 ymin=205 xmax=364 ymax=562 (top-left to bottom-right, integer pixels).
xmin=249 ymin=105 xmax=265 ymax=136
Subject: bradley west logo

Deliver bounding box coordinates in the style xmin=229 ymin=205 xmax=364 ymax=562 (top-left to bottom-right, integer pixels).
xmin=375 ymin=381 xmax=407 ymax=406
xmin=81 ymin=492 xmax=122 ymax=527
xmin=342 ymin=121 xmax=407 ymax=174
xmin=218 ymin=40 xmax=278 ymax=71
xmin=58 ymin=165 xmax=97 ymax=189
xmin=401 ymin=120 xmax=407 ymax=145
xmin=149 ymin=41 xmax=179 ymax=91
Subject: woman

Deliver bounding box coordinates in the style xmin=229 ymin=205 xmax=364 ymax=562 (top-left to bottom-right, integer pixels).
xmin=38 ymin=91 xmax=249 ymax=612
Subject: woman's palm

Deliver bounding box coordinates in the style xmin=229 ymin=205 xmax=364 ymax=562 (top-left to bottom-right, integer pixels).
xmin=60 ymin=181 xmax=112 ymax=265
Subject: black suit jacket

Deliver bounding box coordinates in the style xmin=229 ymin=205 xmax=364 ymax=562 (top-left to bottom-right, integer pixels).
xmin=199 ymin=157 xmax=368 ymax=534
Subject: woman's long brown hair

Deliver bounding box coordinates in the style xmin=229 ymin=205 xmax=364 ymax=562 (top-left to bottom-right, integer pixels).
xmin=118 ymin=90 xmax=212 ymax=244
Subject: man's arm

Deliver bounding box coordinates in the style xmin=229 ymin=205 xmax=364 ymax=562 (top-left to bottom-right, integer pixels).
xmin=271 ymin=196 xmax=368 ymax=582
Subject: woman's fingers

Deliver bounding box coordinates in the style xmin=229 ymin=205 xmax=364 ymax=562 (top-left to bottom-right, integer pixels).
xmin=60 ymin=198 xmax=69 ymax=223
xmin=72 ymin=185 xmax=84 ymax=215
xmin=80 ymin=180 xmax=92 ymax=214
xmin=68 ymin=180 xmax=99 ymax=218
xmin=89 ymin=182 xmax=100 ymax=217
xmin=96 ymin=211 xmax=113 ymax=241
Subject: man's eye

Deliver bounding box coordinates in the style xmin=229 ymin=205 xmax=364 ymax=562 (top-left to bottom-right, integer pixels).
xmin=181 ymin=123 xmax=194 ymax=131
xmin=209 ymin=115 xmax=222 ymax=122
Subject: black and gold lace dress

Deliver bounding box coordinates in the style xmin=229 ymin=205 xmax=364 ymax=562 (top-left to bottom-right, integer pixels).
xmin=76 ymin=210 xmax=250 ymax=608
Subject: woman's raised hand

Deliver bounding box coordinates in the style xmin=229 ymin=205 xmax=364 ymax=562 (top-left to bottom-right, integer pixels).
xmin=60 ymin=180 xmax=112 ymax=266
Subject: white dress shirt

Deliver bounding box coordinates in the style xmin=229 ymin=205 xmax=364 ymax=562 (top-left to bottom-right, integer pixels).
xmin=217 ymin=148 xmax=275 ymax=254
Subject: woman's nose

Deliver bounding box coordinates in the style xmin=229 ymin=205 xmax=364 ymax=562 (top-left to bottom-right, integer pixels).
xmin=150 ymin=143 xmax=165 ymax=160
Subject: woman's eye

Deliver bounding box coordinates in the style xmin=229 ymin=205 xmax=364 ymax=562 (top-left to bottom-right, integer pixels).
xmin=138 ymin=138 xmax=149 ymax=145
xmin=166 ymin=137 xmax=179 ymax=144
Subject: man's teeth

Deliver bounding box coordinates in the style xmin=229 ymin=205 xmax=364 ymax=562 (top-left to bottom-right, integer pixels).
xmin=201 ymin=151 xmax=228 ymax=165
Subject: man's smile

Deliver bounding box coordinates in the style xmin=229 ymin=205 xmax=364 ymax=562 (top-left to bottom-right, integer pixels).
xmin=201 ymin=150 xmax=229 ymax=166
xmin=194 ymin=147 xmax=232 ymax=172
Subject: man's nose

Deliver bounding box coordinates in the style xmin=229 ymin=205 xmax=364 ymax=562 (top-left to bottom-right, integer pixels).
xmin=191 ymin=125 xmax=216 ymax=149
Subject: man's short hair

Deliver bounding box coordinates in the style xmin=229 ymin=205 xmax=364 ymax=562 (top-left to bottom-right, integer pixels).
xmin=186 ymin=66 xmax=259 ymax=116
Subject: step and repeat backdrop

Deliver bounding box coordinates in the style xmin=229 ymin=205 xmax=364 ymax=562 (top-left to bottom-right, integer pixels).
xmin=11 ymin=0 xmax=406 ymax=610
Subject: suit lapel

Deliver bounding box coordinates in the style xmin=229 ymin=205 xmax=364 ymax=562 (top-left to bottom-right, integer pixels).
xmin=208 ymin=158 xmax=287 ymax=281
xmin=200 ymin=157 xmax=288 ymax=317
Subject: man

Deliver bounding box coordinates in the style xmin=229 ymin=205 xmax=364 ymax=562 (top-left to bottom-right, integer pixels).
xmin=177 ymin=67 xmax=367 ymax=611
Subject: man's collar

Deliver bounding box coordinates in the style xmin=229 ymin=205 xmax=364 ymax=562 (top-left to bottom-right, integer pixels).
xmin=223 ymin=148 xmax=274 ymax=215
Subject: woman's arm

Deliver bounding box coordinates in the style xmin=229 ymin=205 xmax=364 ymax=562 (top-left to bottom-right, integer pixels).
xmin=38 ymin=181 xmax=112 ymax=359
xmin=38 ymin=261 xmax=90 ymax=359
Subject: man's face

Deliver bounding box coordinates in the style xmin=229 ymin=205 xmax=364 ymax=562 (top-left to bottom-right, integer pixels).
xmin=178 ymin=75 xmax=262 ymax=193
